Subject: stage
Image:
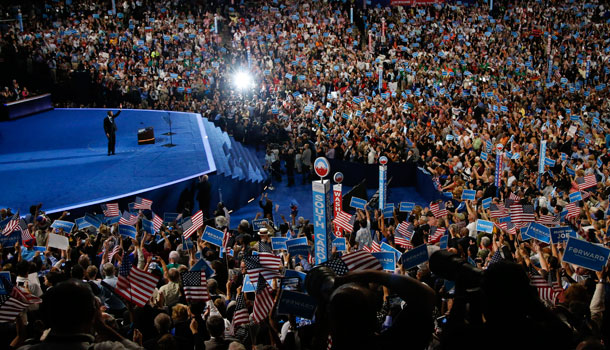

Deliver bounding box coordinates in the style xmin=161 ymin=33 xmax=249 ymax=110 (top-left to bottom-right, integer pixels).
xmin=0 ymin=108 xmax=216 ymax=214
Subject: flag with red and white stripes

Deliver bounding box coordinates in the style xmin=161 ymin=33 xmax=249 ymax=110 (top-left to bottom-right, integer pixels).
xmin=11 ymin=285 xmax=42 ymax=305
xmin=1 ymin=212 xmax=19 ymax=236
xmin=115 ymin=267 xmax=159 ymax=307
xmin=152 ymin=212 xmax=163 ymax=232
xmin=576 ymin=175 xmax=597 ymax=191
xmin=362 ymin=240 xmax=381 ymax=253
xmin=243 ymin=253 xmax=282 ymax=282
xmin=333 ymin=211 xmax=353 ymax=233
xmin=181 ymin=271 xmax=209 ymax=303
xmin=134 ymin=197 xmax=153 ymax=210
xmin=101 ymin=203 xmax=120 ymax=217
xmin=530 ymin=274 xmax=558 ymax=304
xmin=510 ymin=204 xmax=535 ymax=228
xmin=394 ymin=222 xmax=413 ymax=247
xmin=536 ymin=214 xmax=559 ymax=227
xmin=429 ymin=202 xmax=448 ymax=218
xmin=18 ymin=219 xmax=33 ymax=242
xmin=252 ymin=274 xmax=274 ymax=324
xmin=230 ymin=292 xmax=250 ymax=333
xmin=429 ymin=227 xmax=446 ymax=244
xmin=119 ymin=211 xmax=138 ymax=226
xmin=565 ymin=202 xmax=580 ymax=219
xmin=322 ymin=250 xmax=383 ymax=276
xmin=108 ymin=245 xmax=121 ymax=262
xmin=181 ymin=210 xmax=203 ymax=239
xmin=0 ymin=294 xmax=29 ymax=323
xmin=489 ymin=203 xmax=508 ymax=219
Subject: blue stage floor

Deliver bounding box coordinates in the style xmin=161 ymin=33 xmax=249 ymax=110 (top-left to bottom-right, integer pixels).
xmin=0 ymin=109 xmax=215 ymax=214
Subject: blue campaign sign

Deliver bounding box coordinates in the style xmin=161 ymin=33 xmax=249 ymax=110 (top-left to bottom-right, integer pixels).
xmin=563 ymin=238 xmax=610 ymax=272
xmin=383 ymin=203 xmax=394 ymax=217
xmin=381 ymin=242 xmax=402 ymax=261
xmin=242 ymin=274 xmax=273 ymax=292
xmin=286 ymin=237 xmax=308 ymax=248
xmin=277 ymin=290 xmax=317 ymax=319
xmin=550 ymin=226 xmax=577 ymax=244
xmin=524 ymin=222 xmax=550 ymax=243
xmin=476 ymin=220 xmax=494 ymax=233
xmin=332 ymin=237 xmax=346 ymax=251
xmin=201 ymin=225 xmax=224 ymax=247
xmin=288 ymin=244 xmax=311 ymax=257
xmin=0 ymin=231 xmax=20 ymax=246
xmin=350 ymin=197 xmax=367 ymax=210
xmin=51 ymin=220 xmax=75 ymax=233
xmin=252 ymin=219 xmax=270 ymax=231
xmin=164 ymin=212 xmax=180 ymax=223
xmin=462 ymin=189 xmax=476 ymax=201
xmin=106 ymin=216 xmax=121 ymax=225
xmin=284 ymin=269 xmax=307 ymax=286
xmin=372 ymin=252 xmax=396 ymax=271
xmin=439 ymin=235 xmax=449 ymax=249
xmin=482 ymin=197 xmax=492 ymax=209
xmin=0 ymin=271 xmax=10 ymax=294
xmin=84 ymin=214 xmax=102 ymax=228
xmin=401 ymin=244 xmax=429 ymax=270
xmin=569 ymin=191 xmax=583 ymax=203
xmin=271 ymin=237 xmax=288 ymax=250
xmin=141 ymin=219 xmax=154 ymax=234
xmin=118 ymin=224 xmax=137 ymax=238
xmin=76 ymin=217 xmax=93 ymax=229
xmin=399 ymin=202 xmax=415 ymax=212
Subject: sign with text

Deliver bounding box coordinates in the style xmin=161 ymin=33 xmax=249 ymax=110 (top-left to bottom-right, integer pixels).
xmin=383 ymin=203 xmax=394 ymax=217
xmin=400 ymin=244 xmax=429 ymax=270
xmin=476 ymin=219 xmax=494 ymax=233
xmin=372 ymin=252 xmax=396 ymax=271
xmin=201 ymin=225 xmax=224 ymax=247
xmin=569 ymin=191 xmax=582 ymax=203
xmin=350 ymin=197 xmax=367 ymax=210
xmin=439 ymin=235 xmax=449 ymax=250
xmin=271 ymin=237 xmax=288 ymax=250
xmin=461 ymin=189 xmax=476 ymax=201
xmin=288 ymin=244 xmax=311 ymax=257
xmin=141 ymin=219 xmax=154 ymax=234
xmin=550 ymin=226 xmax=577 ymax=244
xmin=399 ymin=202 xmax=415 ymax=212
xmin=332 ymin=237 xmax=346 ymax=251
xmin=118 ymin=224 xmax=137 ymax=238
xmin=563 ymin=238 xmax=610 ymax=272
xmin=0 ymin=230 xmax=21 ymax=246
xmin=277 ymin=290 xmax=317 ymax=319
xmin=50 ymin=220 xmax=75 ymax=233
xmin=252 ymin=219 xmax=270 ymax=231
xmin=482 ymin=197 xmax=492 ymax=209
xmin=523 ymin=222 xmax=550 ymax=243
xmin=381 ymin=242 xmax=402 ymax=261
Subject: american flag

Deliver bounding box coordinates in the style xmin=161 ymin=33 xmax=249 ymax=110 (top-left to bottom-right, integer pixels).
xmin=181 ymin=210 xmax=203 ymax=239
xmin=488 ymin=250 xmax=503 ymax=265
xmin=362 ymin=240 xmax=381 ymax=253
xmin=11 ymin=285 xmax=42 ymax=305
xmin=565 ymin=202 xmax=580 ymax=219
xmin=489 ymin=203 xmax=508 ymax=219
xmin=536 ymin=214 xmax=559 ymax=227
xmin=134 ymin=197 xmax=153 ymax=210
xmin=530 ymin=274 xmax=558 ymax=304
xmin=181 ymin=271 xmax=209 ymax=302
xmin=508 ymin=192 xmax=521 ymax=202
xmin=259 ymin=241 xmax=273 ymax=253
xmin=333 ymin=211 xmax=353 ymax=232
xmin=115 ymin=266 xmax=159 ymax=307
xmin=18 ymin=219 xmax=33 ymax=242
xmin=108 ymin=245 xmax=121 ymax=262
xmin=0 ymin=294 xmax=29 ymax=323
xmin=230 ymin=292 xmax=250 ymax=333
xmin=1 ymin=212 xmax=19 ymax=236
xmin=432 ymin=176 xmax=442 ymax=191
xmin=429 ymin=227 xmax=446 ymax=244
xmin=252 ymin=274 xmax=274 ymax=324
xmin=152 ymin=212 xmax=163 ymax=232
xmin=101 ymin=203 xmax=120 ymax=217
xmin=429 ymin=202 xmax=448 ymax=218
xmin=222 ymin=228 xmax=230 ymax=249
xmin=496 ymin=221 xmax=517 ymax=235
xmin=576 ymin=175 xmax=597 ymax=191
xmin=394 ymin=222 xmax=413 ymax=247
xmin=243 ymin=253 xmax=282 ymax=282
xmin=322 ymin=250 xmax=382 ymax=276
xmin=119 ymin=211 xmax=138 ymax=226
xmin=510 ymin=204 xmax=535 ymax=228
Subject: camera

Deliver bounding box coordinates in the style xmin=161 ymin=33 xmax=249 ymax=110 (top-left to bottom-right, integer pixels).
xmin=429 ymin=250 xmax=483 ymax=289
xmin=305 ymin=266 xmax=338 ymax=303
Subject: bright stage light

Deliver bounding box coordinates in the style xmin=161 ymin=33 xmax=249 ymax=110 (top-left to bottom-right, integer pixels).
xmin=233 ymin=70 xmax=253 ymax=91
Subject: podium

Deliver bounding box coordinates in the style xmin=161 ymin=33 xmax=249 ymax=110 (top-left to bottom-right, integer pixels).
xmin=138 ymin=127 xmax=155 ymax=145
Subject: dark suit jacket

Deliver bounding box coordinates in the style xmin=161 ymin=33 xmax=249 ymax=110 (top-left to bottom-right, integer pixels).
xmin=103 ymin=110 xmax=121 ymax=135
xmin=204 ymin=338 xmax=231 ymax=350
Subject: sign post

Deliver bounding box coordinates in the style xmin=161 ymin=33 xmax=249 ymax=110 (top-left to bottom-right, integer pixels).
xmin=333 ymin=172 xmax=344 ymax=238
xmin=379 ymin=156 xmax=388 ymax=211
xmin=312 ymin=158 xmax=332 ymax=265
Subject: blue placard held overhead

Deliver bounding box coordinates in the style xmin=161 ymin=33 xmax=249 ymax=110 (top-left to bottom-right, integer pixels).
xmin=50 ymin=220 xmax=75 ymax=233
xmin=381 ymin=242 xmax=402 ymax=261
xmin=563 ymin=238 xmax=610 ymax=272
xmin=118 ymin=224 xmax=137 ymax=238
xmin=350 ymin=197 xmax=367 ymax=210
xmin=383 ymin=203 xmax=394 ymax=217
xmin=476 ymin=220 xmax=494 ymax=233
xmin=550 ymin=226 xmax=577 ymax=244
xmin=372 ymin=252 xmax=396 ymax=271
xmin=141 ymin=219 xmax=154 ymax=234
xmin=401 ymin=244 xmax=429 ymax=270
xmin=399 ymin=202 xmax=415 ymax=212
xmin=439 ymin=235 xmax=449 ymax=249
xmin=271 ymin=237 xmax=288 ymax=250
xmin=462 ymin=189 xmax=476 ymax=201
xmin=201 ymin=225 xmax=224 ymax=247
xmin=523 ymin=222 xmax=550 ymax=243
xmin=252 ymin=219 xmax=270 ymax=231
xmin=569 ymin=191 xmax=583 ymax=203
xmin=482 ymin=197 xmax=492 ymax=209
xmin=332 ymin=237 xmax=346 ymax=251
xmin=277 ymin=290 xmax=317 ymax=319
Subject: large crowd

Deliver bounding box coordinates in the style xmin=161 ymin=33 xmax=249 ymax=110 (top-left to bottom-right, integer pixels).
xmin=1 ymin=0 xmax=610 ymax=349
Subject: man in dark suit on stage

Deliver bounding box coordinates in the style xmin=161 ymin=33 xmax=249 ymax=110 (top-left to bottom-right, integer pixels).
xmin=103 ymin=104 xmax=122 ymax=155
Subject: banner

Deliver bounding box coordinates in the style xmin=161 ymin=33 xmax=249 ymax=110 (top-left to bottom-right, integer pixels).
xmin=118 ymin=224 xmax=137 ymax=238
xmin=550 ymin=226 xmax=577 ymax=244
xmin=563 ymin=238 xmax=610 ymax=272
xmin=333 ymin=183 xmax=343 ymax=237
xmin=271 ymin=237 xmax=288 ymax=250
xmin=372 ymin=252 xmax=396 ymax=271
xmin=277 ymin=291 xmax=317 ymax=319
xmin=50 ymin=220 xmax=75 ymax=233
xmin=400 ymin=244 xmax=429 ymax=270
xmin=0 ymin=230 xmax=21 ymax=246
xmin=312 ymin=179 xmax=332 ymax=264
xmin=201 ymin=226 xmax=224 ymax=247
xmin=495 ymin=152 xmax=503 ymax=196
